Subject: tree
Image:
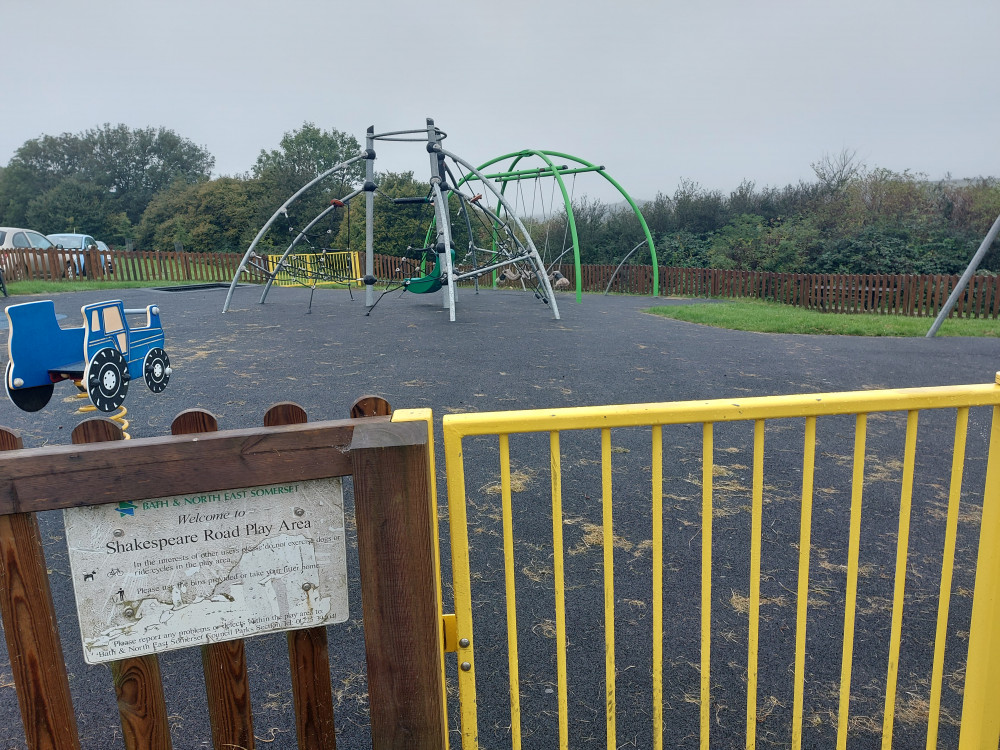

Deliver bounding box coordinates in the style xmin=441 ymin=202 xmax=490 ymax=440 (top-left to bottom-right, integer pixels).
xmin=811 ymin=149 xmax=863 ymax=193
xmin=253 ymin=123 xmax=362 ymax=185
xmin=672 ymin=179 xmax=727 ymax=235
xmin=137 ymin=177 xmax=257 ymax=254
xmin=251 ymin=123 xmax=364 ymax=246
xmin=332 ymin=171 xmax=432 ymax=257
xmin=24 ymin=178 xmax=132 ymax=243
xmin=0 ymin=125 xmax=214 ymax=230
xmin=88 ymin=124 xmax=215 ymax=223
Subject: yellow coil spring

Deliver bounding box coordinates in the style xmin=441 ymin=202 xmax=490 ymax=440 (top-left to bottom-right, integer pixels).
xmin=74 ymin=383 xmax=131 ymax=439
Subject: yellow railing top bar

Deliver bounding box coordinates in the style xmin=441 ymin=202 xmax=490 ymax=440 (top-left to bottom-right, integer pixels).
xmin=442 ymin=382 xmax=1000 ymax=437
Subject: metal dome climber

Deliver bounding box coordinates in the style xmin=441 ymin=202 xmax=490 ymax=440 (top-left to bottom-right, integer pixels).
xmin=222 ymin=119 xmax=560 ymax=321
xmin=462 ymin=150 xmax=658 ymax=303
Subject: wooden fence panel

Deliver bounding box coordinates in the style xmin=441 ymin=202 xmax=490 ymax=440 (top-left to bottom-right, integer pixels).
xmin=0 ymin=406 xmax=445 ymax=750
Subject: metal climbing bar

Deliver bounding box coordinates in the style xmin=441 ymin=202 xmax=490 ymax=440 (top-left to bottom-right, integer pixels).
xmin=479 ymin=165 xmax=606 ymax=182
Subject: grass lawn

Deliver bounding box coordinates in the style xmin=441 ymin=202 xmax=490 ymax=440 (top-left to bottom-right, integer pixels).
xmin=3 ymin=279 xmax=210 ymax=296
xmin=647 ymin=298 xmax=1000 ymax=337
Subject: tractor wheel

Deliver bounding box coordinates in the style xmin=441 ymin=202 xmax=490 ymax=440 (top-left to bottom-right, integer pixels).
xmin=85 ymin=348 xmax=130 ymax=412
xmin=4 ymin=362 xmax=53 ymax=412
xmin=143 ymin=348 xmax=170 ymax=393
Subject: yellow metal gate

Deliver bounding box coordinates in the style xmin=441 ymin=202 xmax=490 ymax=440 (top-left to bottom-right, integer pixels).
xmin=441 ymin=380 xmax=1000 ymax=749
xmin=267 ymin=251 xmax=361 ymax=287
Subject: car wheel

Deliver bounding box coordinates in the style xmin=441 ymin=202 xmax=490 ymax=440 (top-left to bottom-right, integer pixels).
xmin=85 ymin=348 xmax=130 ymax=412
xmin=4 ymin=361 xmax=54 ymax=412
xmin=143 ymin=348 xmax=170 ymax=393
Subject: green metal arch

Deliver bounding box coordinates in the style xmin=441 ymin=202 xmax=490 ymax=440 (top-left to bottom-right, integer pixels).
xmin=464 ymin=150 xmax=658 ymax=301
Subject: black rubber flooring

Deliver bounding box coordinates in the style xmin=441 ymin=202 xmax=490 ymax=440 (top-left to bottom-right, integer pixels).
xmin=0 ymin=284 xmax=997 ymax=749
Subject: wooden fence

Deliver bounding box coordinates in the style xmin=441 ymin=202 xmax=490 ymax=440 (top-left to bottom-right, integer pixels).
xmin=659 ymin=267 xmax=1000 ymax=318
xmin=6 ymin=247 xmax=996 ymax=320
xmin=0 ymin=399 xmax=446 ymax=750
xmin=0 ymin=249 xmax=268 ymax=285
xmin=373 ymin=254 xmax=999 ymax=319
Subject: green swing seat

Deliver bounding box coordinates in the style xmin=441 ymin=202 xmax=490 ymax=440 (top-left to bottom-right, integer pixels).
xmin=404 ymin=249 xmax=454 ymax=294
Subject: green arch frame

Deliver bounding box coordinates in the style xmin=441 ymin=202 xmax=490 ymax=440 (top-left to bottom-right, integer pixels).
xmin=458 ymin=150 xmax=657 ymax=302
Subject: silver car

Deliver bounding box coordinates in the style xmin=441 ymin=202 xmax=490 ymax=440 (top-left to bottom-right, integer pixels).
xmin=46 ymin=233 xmax=113 ymax=275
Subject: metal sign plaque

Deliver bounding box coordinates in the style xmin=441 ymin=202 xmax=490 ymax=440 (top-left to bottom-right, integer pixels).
xmin=64 ymin=478 xmax=348 ymax=664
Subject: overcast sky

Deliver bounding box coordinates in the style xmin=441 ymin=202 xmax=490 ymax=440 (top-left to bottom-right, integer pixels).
xmin=4 ymin=0 xmax=998 ymax=205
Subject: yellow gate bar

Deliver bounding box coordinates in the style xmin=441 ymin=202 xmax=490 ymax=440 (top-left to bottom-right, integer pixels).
xmin=700 ymin=423 xmax=713 ymax=750
xmin=959 ymin=405 xmax=1000 ymax=749
xmin=882 ymin=411 xmax=919 ymax=747
xmin=601 ymin=428 xmax=617 ymax=750
xmin=441 ymin=383 xmax=1000 ymax=437
xmin=791 ymin=416 xmax=817 ymax=750
xmin=499 ymin=435 xmax=522 ymax=750
xmin=926 ymin=408 xmax=969 ymax=749
xmin=836 ymin=414 xmax=868 ymax=750
xmin=550 ymin=431 xmax=570 ymax=750
xmin=747 ymin=420 xmax=765 ymax=749
xmin=652 ymin=426 xmax=664 ymax=750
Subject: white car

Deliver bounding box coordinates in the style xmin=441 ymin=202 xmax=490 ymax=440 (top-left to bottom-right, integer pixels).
xmin=0 ymin=226 xmax=76 ymax=280
xmin=0 ymin=226 xmax=57 ymax=252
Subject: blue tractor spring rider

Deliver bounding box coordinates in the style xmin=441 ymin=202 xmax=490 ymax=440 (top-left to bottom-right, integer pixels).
xmin=5 ymin=299 xmax=171 ymax=412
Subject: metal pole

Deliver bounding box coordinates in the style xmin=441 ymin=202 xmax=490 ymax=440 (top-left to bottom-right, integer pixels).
xmin=926 ymin=211 xmax=1000 ymax=337
xmin=259 ymin=187 xmax=363 ymax=305
xmin=604 ymin=241 xmax=648 ymax=295
xmin=365 ymin=127 xmax=376 ymax=310
xmin=222 ymin=153 xmax=366 ymax=312
xmin=432 ymin=181 xmax=456 ymax=321
xmin=439 ymin=146 xmax=560 ymax=320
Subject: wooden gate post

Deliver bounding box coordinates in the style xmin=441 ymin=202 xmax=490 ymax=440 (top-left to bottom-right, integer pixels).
xmin=349 ymin=419 xmax=446 ymax=749
xmin=0 ymin=427 xmax=81 ymax=750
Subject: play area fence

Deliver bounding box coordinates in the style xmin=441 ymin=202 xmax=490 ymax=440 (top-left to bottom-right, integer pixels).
xmin=2 ymin=383 xmax=1000 ymax=748
xmin=265 ymin=251 xmax=363 ymax=287
xmin=0 ymin=249 xmax=268 ymax=285
xmin=658 ymin=267 xmax=1000 ymax=318
xmin=441 ymin=381 xmax=1000 ymax=749
xmin=2 ymin=247 xmax=996 ymax=320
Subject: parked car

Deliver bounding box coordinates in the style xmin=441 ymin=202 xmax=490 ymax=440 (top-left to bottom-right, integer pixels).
xmin=0 ymin=226 xmax=76 ymax=280
xmin=46 ymin=233 xmax=113 ymax=276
